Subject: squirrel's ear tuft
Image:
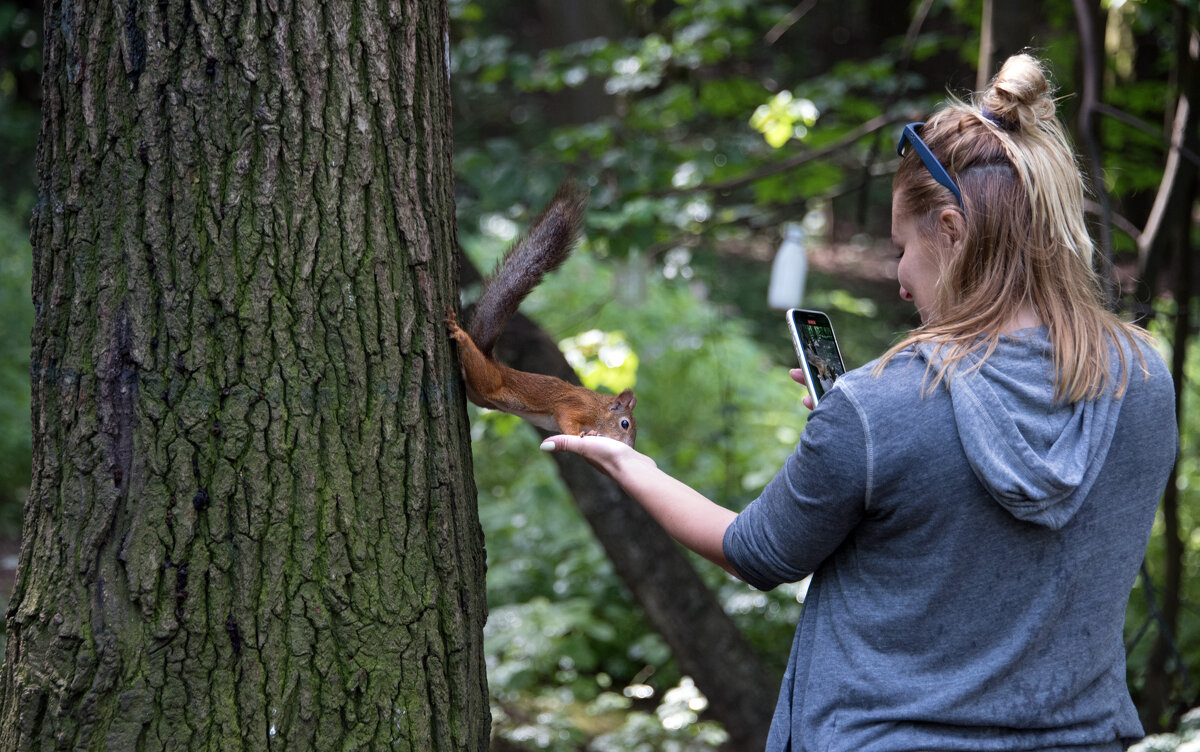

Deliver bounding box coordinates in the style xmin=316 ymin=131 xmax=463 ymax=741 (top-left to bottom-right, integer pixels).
xmin=612 ymin=389 xmax=636 ymax=411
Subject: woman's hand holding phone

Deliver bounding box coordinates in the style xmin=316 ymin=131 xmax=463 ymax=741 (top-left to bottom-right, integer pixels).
xmin=786 ymin=308 xmax=847 ymax=407
xmin=789 ymin=368 xmax=815 ymax=411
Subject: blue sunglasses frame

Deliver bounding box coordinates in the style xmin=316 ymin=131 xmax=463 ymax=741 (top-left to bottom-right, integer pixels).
xmin=897 ymin=122 xmax=965 ymax=209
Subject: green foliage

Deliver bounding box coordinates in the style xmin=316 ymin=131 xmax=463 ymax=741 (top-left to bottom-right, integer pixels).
xmin=465 ymin=224 xmax=812 ymax=743
xmin=0 ymin=2 xmax=40 ymax=213
xmin=490 ymin=676 xmax=729 ymax=751
xmin=1124 ymin=301 xmax=1200 ymax=725
xmin=449 ymin=0 xmax=1197 ymax=744
xmin=451 ymin=0 xmax=953 ymax=232
xmin=0 ymin=207 xmax=31 ymax=535
xmin=0 ymin=1 xmax=40 ymax=536
xmin=1103 ymin=79 xmax=1174 ymax=198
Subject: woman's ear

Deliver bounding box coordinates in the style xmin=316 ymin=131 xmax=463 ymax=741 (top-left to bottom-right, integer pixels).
xmin=937 ymin=208 xmax=967 ymax=255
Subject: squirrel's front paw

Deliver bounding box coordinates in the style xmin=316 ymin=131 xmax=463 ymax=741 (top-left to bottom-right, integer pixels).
xmin=444 ymin=306 xmax=465 ymax=335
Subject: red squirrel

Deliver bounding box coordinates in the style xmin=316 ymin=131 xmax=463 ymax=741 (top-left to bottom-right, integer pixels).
xmin=446 ymin=181 xmax=638 ymax=447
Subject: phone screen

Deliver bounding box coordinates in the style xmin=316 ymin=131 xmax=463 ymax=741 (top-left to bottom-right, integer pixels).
xmin=786 ymin=309 xmax=847 ymax=406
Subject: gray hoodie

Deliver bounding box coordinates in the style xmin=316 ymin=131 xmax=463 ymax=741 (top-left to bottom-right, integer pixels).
xmin=725 ymin=328 xmax=1177 ymax=752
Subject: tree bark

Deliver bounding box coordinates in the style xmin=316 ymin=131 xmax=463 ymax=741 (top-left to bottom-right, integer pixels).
xmin=1 ymin=1 xmax=488 ymax=750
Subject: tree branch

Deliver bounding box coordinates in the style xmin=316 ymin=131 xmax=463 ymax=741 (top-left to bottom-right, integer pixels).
xmin=1083 ymin=199 xmax=1141 ymax=242
xmin=698 ymin=111 xmax=912 ymax=196
xmin=976 ymin=0 xmax=995 ymax=91
xmin=1072 ymin=0 xmax=1117 ymax=306
xmin=1137 ymin=29 xmax=1200 ymax=270
xmin=764 ymin=0 xmax=818 ymax=46
xmin=1095 ymin=103 xmax=1200 ymax=170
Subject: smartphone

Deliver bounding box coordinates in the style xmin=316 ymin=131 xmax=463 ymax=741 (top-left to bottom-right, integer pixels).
xmin=786 ymin=308 xmax=847 ymax=407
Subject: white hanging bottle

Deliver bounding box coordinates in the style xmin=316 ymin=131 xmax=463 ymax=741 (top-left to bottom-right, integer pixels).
xmin=767 ymin=222 xmax=807 ymax=310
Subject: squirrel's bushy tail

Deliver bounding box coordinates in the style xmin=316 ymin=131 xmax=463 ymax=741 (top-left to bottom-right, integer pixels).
xmin=469 ymin=180 xmax=589 ymax=355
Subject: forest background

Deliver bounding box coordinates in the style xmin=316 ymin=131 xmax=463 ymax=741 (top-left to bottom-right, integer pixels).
xmin=0 ymin=0 xmax=1197 ymax=749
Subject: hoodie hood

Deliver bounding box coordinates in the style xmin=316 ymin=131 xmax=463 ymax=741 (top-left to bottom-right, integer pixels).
xmin=915 ymin=328 xmax=1123 ymax=530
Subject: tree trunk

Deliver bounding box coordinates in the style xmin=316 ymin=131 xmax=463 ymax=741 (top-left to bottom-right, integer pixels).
xmin=1073 ymin=0 xmax=1117 ymax=295
xmin=0 ymin=1 xmax=488 ymax=750
xmin=533 ymin=0 xmax=625 ymax=125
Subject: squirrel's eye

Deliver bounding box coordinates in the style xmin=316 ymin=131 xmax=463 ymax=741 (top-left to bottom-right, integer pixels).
xmin=621 ymin=419 xmax=630 ymax=429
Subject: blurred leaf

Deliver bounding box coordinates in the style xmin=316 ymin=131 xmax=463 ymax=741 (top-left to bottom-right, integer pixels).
xmin=0 ymin=206 xmax=31 ymax=534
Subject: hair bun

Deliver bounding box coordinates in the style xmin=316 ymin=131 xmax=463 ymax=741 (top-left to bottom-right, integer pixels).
xmin=980 ymin=53 xmax=1056 ymax=131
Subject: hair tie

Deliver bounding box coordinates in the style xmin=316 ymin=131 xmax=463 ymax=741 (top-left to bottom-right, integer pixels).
xmin=982 ymin=106 xmax=1017 ymax=131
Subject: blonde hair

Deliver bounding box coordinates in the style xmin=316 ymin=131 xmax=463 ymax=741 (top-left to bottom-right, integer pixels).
xmin=881 ymin=53 xmax=1148 ymax=402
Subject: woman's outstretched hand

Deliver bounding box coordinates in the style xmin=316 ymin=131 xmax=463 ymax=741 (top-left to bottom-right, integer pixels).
xmin=790 ymin=368 xmax=815 ymax=411
xmin=540 ymin=433 xmax=736 ymax=571
xmin=539 ymin=434 xmax=655 ymax=478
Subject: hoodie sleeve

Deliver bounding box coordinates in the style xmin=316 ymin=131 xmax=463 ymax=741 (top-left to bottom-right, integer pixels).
xmin=723 ymin=381 xmax=871 ymax=591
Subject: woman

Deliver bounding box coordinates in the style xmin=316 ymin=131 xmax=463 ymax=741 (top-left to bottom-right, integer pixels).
xmin=541 ymin=54 xmax=1177 ymax=751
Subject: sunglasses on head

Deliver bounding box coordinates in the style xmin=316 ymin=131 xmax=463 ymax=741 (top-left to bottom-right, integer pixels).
xmin=897 ymin=122 xmax=965 ymax=209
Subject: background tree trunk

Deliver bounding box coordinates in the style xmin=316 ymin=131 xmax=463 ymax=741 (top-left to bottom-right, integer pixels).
xmin=533 ymin=0 xmax=625 ymax=125
xmin=1138 ymin=20 xmax=1200 ymax=730
xmin=458 ymin=255 xmax=777 ymax=751
xmin=977 ymin=0 xmax=1047 ymax=86
xmin=0 ymin=0 xmax=488 ymax=749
